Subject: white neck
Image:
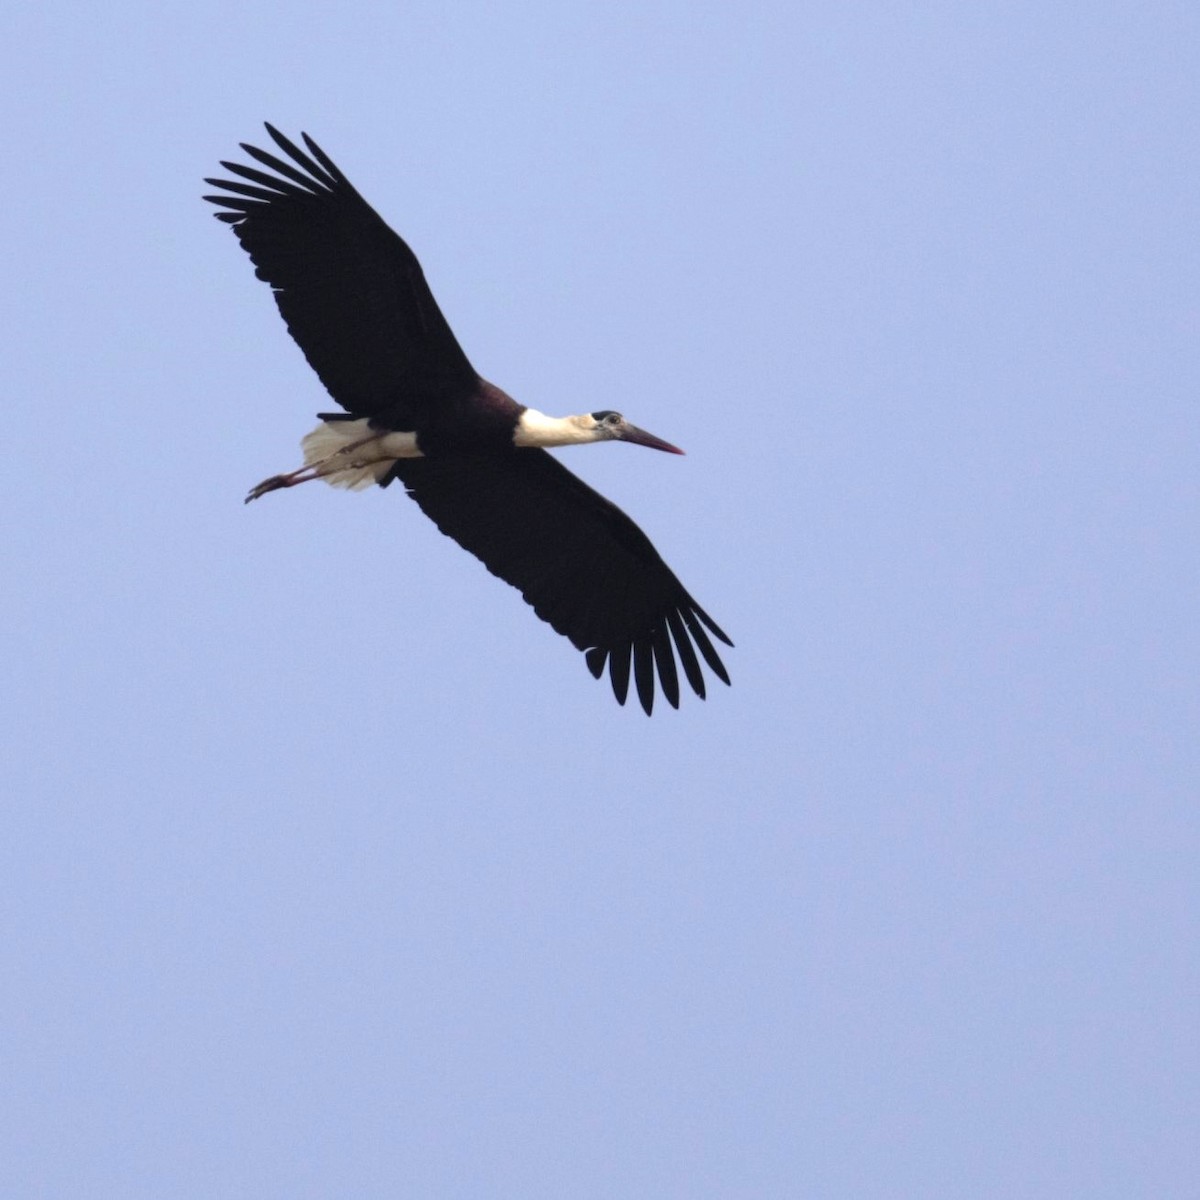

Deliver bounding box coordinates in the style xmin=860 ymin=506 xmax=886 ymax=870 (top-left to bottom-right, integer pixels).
xmin=513 ymin=408 xmax=597 ymax=449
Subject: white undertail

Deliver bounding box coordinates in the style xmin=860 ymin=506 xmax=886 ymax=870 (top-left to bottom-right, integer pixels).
xmin=301 ymin=419 xmax=422 ymax=490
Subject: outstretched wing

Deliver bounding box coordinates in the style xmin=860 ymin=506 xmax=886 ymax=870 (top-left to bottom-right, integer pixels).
xmin=204 ymin=124 xmax=478 ymax=424
xmin=385 ymin=451 xmax=732 ymax=715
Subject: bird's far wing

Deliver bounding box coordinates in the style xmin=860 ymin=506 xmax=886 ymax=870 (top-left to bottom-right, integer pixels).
xmin=386 ymin=451 xmax=732 ymax=714
xmin=204 ymin=124 xmax=479 ymax=422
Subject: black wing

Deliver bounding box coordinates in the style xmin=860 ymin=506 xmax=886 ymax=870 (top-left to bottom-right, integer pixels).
xmin=385 ymin=451 xmax=732 ymax=715
xmin=204 ymin=124 xmax=478 ymax=423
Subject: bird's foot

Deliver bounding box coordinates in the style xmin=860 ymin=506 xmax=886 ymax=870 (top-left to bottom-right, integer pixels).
xmin=244 ymin=465 xmax=316 ymax=503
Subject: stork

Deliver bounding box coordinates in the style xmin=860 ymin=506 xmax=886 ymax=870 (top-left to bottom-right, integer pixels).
xmin=204 ymin=125 xmax=732 ymax=714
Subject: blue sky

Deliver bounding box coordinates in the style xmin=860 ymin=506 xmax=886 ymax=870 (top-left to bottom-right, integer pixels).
xmin=3 ymin=2 xmax=1197 ymax=1196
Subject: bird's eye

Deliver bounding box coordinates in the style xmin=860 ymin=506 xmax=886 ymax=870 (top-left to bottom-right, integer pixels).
xmin=605 ymin=413 xmax=622 ymax=427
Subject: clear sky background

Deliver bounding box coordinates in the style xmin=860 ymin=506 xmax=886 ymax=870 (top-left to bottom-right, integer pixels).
xmin=3 ymin=2 xmax=1196 ymax=1196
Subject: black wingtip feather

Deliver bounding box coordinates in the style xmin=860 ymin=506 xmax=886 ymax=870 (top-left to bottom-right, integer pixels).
xmin=680 ymin=608 xmax=731 ymax=687
xmin=633 ymin=640 xmax=655 ymax=716
xmin=204 ymin=177 xmax=285 ymax=202
xmin=261 ymin=124 xmax=340 ymax=190
xmin=652 ymin=621 xmax=681 ymax=709
xmin=692 ymin=601 xmax=734 ymax=648
xmin=216 ymin=159 xmax=309 ymax=197
xmin=609 ymin=642 xmax=632 ymax=705
xmin=302 ymin=131 xmax=347 ymax=182
xmin=238 ymin=140 xmax=325 ymax=193
xmin=667 ymin=609 xmax=706 ymax=700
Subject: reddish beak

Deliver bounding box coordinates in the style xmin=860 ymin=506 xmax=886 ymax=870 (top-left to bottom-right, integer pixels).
xmin=621 ymin=424 xmax=685 ymax=455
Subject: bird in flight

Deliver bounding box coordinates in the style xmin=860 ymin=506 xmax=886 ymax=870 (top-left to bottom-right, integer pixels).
xmin=204 ymin=125 xmax=732 ymax=714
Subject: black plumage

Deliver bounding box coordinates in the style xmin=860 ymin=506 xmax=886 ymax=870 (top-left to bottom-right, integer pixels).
xmin=205 ymin=124 xmax=732 ymax=713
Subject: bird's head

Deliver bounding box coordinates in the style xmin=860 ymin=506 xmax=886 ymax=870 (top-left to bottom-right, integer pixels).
xmin=588 ymin=410 xmax=685 ymax=454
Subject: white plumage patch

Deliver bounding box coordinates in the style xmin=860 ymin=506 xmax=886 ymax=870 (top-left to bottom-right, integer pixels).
xmin=513 ymin=408 xmax=598 ymax=448
xmin=301 ymin=419 xmax=422 ymax=490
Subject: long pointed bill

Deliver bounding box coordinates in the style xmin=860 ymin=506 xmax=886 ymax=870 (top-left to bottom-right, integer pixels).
xmin=620 ymin=424 xmax=685 ymax=455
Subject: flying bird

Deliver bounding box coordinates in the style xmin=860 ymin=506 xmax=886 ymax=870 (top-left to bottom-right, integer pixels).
xmin=204 ymin=124 xmax=732 ymax=714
